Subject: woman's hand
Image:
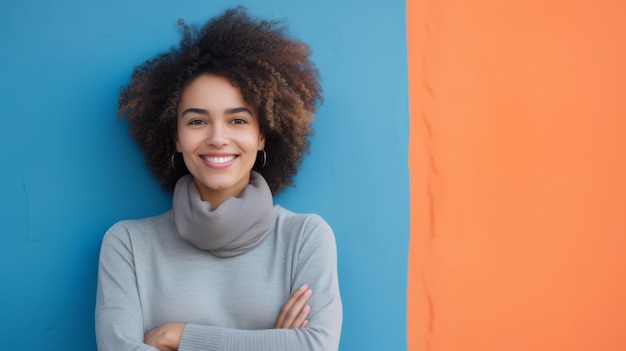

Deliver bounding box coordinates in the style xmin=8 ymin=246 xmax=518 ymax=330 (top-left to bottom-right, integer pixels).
xmin=274 ymin=283 xmax=313 ymax=329
xmin=144 ymin=323 xmax=185 ymax=351
xmin=143 ymin=286 xmax=311 ymax=349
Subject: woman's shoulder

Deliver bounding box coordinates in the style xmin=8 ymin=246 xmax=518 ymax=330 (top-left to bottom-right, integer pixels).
xmin=274 ymin=204 xmax=327 ymax=223
xmin=272 ymin=205 xmax=338 ymax=260
xmin=273 ymin=205 xmax=334 ymax=238
xmin=103 ymin=210 xmax=174 ymax=242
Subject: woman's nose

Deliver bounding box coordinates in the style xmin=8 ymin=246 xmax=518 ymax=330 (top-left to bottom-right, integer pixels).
xmin=206 ymin=124 xmax=229 ymax=147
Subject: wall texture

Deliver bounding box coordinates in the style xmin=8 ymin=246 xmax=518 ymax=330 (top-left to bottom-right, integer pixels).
xmin=0 ymin=1 xmax=408 ymax=350
xmin=408 ymin=0 xmax=626 ymax=350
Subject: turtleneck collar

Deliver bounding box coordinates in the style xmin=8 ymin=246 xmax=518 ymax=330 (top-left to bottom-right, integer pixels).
xmin=172 ymin=171 xmax=276 ymax=258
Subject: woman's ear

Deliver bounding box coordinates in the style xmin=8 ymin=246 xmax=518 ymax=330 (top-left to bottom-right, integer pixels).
xmin=174 ymin=134 xmax=182 ymax=152
xmin=258 ymin=132 xmax=266 ymax=151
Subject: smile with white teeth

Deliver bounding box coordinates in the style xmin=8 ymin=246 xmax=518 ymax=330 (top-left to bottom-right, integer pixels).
xmin=202 ymin=155 xmax=236 ymax=164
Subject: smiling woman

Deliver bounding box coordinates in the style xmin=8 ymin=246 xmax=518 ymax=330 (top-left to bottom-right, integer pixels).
xmin=95 ymin=7 xmax=342 ymax=351
xmin=175 ymin=75 xmax=265 ymax=208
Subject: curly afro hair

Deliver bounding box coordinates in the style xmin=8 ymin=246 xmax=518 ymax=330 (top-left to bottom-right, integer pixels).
xmin=118 ymin=6 xmax=322 ymax=195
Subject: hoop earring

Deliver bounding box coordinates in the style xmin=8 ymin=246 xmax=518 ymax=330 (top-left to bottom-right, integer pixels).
xmin=259 ymin=150 xmax=267 ymax=169
xmin=170 ymin=152 xmax=179 ymax=170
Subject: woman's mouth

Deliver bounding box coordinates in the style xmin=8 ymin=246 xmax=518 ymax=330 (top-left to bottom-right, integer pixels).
xmin=203 ymin=155 xmax=236 ymax=164
xmin=201 ymin=155 xmax=238 ymax=169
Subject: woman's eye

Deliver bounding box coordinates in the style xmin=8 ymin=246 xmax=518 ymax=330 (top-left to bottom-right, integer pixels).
xmin=189 ymin=119 xmax=205 ymax=125
xmin=231 ymin=118 xmax=247 ymax=125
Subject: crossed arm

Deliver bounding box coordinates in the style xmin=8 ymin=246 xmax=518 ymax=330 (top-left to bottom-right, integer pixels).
xmin=95 ymin=216 xmax=342 ymax=351
xmin=143 ymin=284 xmax=314 ymax=350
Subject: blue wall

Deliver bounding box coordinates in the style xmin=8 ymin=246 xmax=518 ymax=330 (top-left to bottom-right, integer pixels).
xmin=0 ymin=0 xmax=409 ymax=349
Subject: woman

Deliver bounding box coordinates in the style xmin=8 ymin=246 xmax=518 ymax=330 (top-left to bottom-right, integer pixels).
xmin=95 ymin=7 xmax=342 ymax=351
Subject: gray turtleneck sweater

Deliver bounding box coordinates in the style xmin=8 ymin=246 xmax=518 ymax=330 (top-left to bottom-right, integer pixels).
xmin=95 ymin=205 xmax=342 ymax=350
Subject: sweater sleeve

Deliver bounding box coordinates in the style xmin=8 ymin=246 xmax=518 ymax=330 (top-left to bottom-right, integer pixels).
xmin=177 ymin=214 xmax=343 ymax=351
xmin=95 ymin=223 xmax=159 ymax=351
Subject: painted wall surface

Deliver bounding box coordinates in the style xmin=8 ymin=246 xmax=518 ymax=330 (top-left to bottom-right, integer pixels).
xmin=0 ymin=1 xmax=409 ymax=350
xmin=408 ymin=0 xmax=626 ymax=350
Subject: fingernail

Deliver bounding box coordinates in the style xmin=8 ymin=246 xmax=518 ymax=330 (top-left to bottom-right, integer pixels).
xmin=299 ymin=284 xmax=308 ymax=291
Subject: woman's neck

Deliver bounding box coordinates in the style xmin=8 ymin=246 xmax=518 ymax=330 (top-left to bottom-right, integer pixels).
xmin=193 ymin=176 xmax=250 ymax=209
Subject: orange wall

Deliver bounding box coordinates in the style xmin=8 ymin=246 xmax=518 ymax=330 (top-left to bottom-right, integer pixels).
xmin=407 ymin=1 xmax=626 ymax=350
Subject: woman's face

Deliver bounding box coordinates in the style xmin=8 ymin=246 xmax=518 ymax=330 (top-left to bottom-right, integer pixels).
xmin=176 ymin=74 xmax=265 ymax=207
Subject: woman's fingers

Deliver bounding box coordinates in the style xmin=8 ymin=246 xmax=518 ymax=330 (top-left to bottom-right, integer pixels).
xmin=292 ymin=304 xmax=311 ymax=328
xmin=143 ymin=323 xmax=185 ymax=351
xmin=274 ymin=284 xmax=313 ymax=329
xmin=281 ymin=289 xmax=311 ymax=328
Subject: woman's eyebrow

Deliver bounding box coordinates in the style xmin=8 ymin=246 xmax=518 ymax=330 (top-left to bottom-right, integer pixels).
xmin=225 ymin=107 xmax=253 ymax=115
xmin=181 ymin=107 xmax=252 ymax=117
xmin=181 ymin=108 xmax=209 ymax=117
